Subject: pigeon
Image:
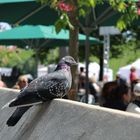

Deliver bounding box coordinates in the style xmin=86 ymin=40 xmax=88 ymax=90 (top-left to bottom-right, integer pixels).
xmin=2 ymin=56 xmax=77 ymax=126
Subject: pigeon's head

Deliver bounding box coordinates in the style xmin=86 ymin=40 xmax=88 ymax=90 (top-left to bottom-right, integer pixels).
xmin=61 ymin=56 xmax=78 ymax=66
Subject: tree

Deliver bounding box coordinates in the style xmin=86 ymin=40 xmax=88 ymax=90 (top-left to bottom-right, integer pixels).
xmin=37 ymin=0 xmax=138 ymax=100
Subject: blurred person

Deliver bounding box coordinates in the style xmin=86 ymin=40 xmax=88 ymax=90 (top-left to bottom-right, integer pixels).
xmin=11 ymin=66 xmax=21 ymax=80
xmin=78 ymin=67 xmax=86 ymax=88
xmin=130 ymin=66 xmax=137 ymax=92
xmin=126 ymin=83 xmax=140 ymax=114
xmin=100 ymin=81 xmax=118 ymax=106
xmin=89 ymin=75 xmax=101 ymax=103
xmin=116 ymin=73 xmax=127 ymax=85
xmin=101 ymin=81 xmax=131 ymax=111
xmin=0 ymin=75 xmax=7 ymax=88
xmin=78 ymin=67 xmax=86 ymax=96
xmin=130 ymin=78 xmax=140 ymax=101
xmin=0 ymin=80 xmax=7 ymax=88
xmin=13 ymin=75 xmax=28 ymax=90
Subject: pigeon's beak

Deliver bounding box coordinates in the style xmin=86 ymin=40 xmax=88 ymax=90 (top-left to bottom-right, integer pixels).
xmin=71 ymin=61 xmax=78 ymax=66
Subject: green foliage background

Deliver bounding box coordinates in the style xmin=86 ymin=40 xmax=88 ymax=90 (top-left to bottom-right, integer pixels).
xmin=0 ymin=47 xmax=34 ymax=75
xmin=0 ymin=40 xmax=140 ymax=80
xmin=110 ymin=41 xmax=140 ymax=78
xmin=0 ymin=47 xmax=59 ymax=77
xmin=0 ymin=48 xmax=33 ymax=67
xmin=79 ymin=39 xmax=140 ymax=79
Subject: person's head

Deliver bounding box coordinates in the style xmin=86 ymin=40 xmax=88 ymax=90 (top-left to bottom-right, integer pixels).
xmin=116 ymin=72 xmax=120 ymax=79
xmin=110 ymin=83 xmax=131 ymax=104
xmin=133 ymin=83 xmax=140 ymax=100
xmin=102 ymin=81 xmax=131 ymax=104
xmin=80 ymin=67 xmax=84 ymax=73
xmin=17 ymin=75 xmax=28 ymax=89
xmin=116 ymin=73 xmax=127 ymax=85
xmin=130 ymin=66 xmax=136 ymax=72
xmin=89 ymin=75 xmax=97 ymax=83
xmin=101 ymin=81 xmax=118 ymax=100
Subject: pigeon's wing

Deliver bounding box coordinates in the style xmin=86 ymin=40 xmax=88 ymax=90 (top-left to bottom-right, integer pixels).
xmin=26 ymin=71 xmax=71 ymax=95
xmin=37 ymin=78 xmax=70 ymax=98
xmin=8 ymin=71 xmax=70 ymax=107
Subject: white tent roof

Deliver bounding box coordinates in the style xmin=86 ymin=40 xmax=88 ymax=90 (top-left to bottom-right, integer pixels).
xmin=78 ymin=62 xmax=113 ymax=81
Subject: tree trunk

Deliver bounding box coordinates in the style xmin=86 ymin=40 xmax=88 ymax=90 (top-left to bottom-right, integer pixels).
xmin=68 ymin=9 xmax=79 ymax=100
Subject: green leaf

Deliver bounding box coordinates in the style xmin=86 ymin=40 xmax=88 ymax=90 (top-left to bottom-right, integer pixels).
xmin=118 ymin=2 xmax=126 ymax=12
xmin=79 ymin=9 xmax=86 ymax=17
xmin=89 ymin=0 xmax=96 ymax=7
xmin=78 ymin=0 xmax=91 ymax=7
xmin=109 ymin=0 xmax=116 ymax=8
xmin=55 ymin=19 xmax=64 ymax=33
xmin=117 ymin=19 xmax=126 ymax=31
xmin=67 ymin=20 xmax=74 ymax=30
xmin=54 ymin=13 xmax=70 ymax=33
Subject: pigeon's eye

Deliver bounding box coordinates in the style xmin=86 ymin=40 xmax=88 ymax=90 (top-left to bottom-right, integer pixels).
xmin=69 ymin=58 xmax=74 ymax=63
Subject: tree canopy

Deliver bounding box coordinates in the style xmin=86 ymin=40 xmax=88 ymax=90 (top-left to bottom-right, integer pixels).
xmin=38 ymin=0 xmax=139 ymax=31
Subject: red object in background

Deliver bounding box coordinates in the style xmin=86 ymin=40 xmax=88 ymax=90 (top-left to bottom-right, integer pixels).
xmin=130 ymin=71 xmax=137 ymax=82
xmin=57 ymin=1 xmax=75 ymax=12
xmin=138 ymin=8 xmax=140 ymax=15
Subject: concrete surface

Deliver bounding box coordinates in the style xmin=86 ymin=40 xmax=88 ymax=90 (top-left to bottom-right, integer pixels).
xmin=0 ymin=88 xmax=140 ymax=140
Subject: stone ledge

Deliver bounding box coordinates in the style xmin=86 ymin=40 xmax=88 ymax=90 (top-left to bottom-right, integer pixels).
xmin=0 ymin=88 xmax=140 ymax=140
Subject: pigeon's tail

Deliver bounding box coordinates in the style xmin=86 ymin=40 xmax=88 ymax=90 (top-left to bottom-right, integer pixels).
xmin=7 ymin=106 xmax=31 ymax=127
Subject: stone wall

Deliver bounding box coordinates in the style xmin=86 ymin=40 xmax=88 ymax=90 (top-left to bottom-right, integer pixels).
xmin=0 ymin=88 xmax=140 ymax=140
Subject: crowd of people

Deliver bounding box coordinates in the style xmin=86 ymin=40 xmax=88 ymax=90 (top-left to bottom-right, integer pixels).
xmin=77 ymin=66 xmax=140 ymax=114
